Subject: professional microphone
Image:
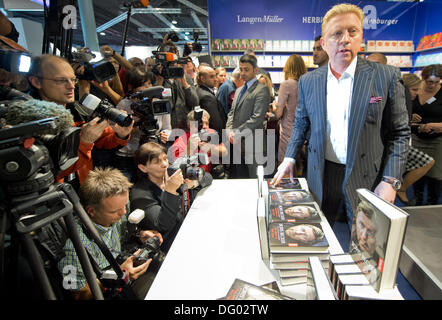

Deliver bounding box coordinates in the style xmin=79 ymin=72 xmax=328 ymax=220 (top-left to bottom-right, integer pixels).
xmin=5 ymin=99 xmax=74 ymax=135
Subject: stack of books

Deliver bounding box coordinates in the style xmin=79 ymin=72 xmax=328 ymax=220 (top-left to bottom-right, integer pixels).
xmin=263 ymin=178 xmax=332 ymax=286
xmin=219 ymin=278 xmax=293 ymax=300
xmin=322 ymin=188 xmax=408 ymax=300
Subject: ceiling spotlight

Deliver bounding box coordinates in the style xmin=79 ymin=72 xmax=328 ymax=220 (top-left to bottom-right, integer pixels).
xmin=172 ymin=20 xmax=177 ymax=25
xmin=100 ymin=32 xmax=106 ymax=36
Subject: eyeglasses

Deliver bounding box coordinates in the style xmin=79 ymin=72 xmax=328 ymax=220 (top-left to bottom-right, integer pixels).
xmin=39 ymin=77 xmax=79 ymax=86
xmin=424 ymin=79 xmax=440 ymax=85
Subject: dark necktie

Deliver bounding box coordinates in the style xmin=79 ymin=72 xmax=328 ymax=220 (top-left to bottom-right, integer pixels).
xmin=237 ymin=83 xmax=248 ymax=104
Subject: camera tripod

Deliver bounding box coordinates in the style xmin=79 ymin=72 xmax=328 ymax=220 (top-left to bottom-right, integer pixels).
xmin=0 ymin=181 xmax=137 ymax=300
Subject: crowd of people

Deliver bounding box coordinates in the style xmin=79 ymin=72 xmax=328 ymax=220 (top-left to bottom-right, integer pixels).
xmin=0 ymin=4 xmax=441 ymax=300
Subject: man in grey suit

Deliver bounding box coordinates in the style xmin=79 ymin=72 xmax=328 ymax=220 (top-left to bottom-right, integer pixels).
xmin=226 ymin=54 xmax=271 ymax=178
xmin=271 ymin=3 xmax=410 ymax=227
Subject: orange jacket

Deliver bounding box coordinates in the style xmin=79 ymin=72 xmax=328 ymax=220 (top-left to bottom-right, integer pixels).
xmin=56 ymin=125 xmax=128 ymax=184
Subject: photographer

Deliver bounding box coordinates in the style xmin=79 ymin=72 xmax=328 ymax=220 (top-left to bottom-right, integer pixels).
xmin=114 ymin=67 xmax=171 ymax=182
xmin=153 ymin=35 xmax=199 ymax=131
xmin=131 ymin=142 xmax=205 ymax=253
xmin=27 ymin=54 xmax=133 ymax=185
xmin=170 ymin=109 xmax=227 ymax=176
xmin=57 ymin=167 xmax=163 ymax=300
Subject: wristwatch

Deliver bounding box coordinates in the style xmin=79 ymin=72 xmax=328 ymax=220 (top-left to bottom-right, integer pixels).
xmin=382 ymin=176 xmax=402 ymax=191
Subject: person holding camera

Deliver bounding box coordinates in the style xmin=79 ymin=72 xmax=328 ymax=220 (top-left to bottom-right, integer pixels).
xmin=27 ymin=54 xmax=133 ymax=186
xmin=114 ymin=67 xmax=171 ymax=182
xmin=170 ymin=109 xmax=227 ymax=176
xmin=131 ymin=141 xmax=208 ymax=253
xmin=57 ymin=167 xmax=163 ymax=300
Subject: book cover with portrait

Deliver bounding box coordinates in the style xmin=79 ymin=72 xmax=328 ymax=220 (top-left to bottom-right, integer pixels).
xmin=349 ymin=189 xmax=408 ymax=292
xmin=268 ymin=222 xmax=329 ymax=253
xmin=269 ymin=189 xmax=313 ymax=207
xmin=269 ymin=203 xmax=322 ymax=224
xmin=266 ymin=177 xmax=309 ymax=191
xmin=221 ymin=279 xmax=293 ymax=300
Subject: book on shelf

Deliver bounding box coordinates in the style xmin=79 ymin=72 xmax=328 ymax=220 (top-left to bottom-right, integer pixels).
xmin=231 ymin=39 xmax=241 ymax=50
xmin=266 ymin=177 xmax=309 ymax=191
xmin=349 ymin=188 xmax=409 ymax=292
xmin=268 ymin=222 xmax=329 ymax=253
xmin=269 ymin=189 xmax=314 ymax=206
xmin=269 ymin=202 xmax=322 ymax=224
xmin=239 ymin=39 xmax=249 ymax=51
xmin=221 ymin=279 xmax=293 ymax=300
xmin=335 ymin=272 xmax=370 ymax=300
xmin=270 ymin=252 xmax=330 ymax=263
xmin=222 ymin=39 xmax=232 ymax=50
xmin=256 ymin=197 xmax=270 ymax=260
xmin=306 ymin=256 xmax=338 ymax=300
xmin=212 ymin=39 xmax=222 ymax=51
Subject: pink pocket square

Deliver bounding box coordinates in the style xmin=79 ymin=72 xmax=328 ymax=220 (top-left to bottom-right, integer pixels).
xmin=370 ymin=96 xmax=382 ymax=103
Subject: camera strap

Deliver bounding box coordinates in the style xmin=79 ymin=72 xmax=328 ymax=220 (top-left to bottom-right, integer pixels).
xmin=180 ymin=184 xmax=190 ymax=217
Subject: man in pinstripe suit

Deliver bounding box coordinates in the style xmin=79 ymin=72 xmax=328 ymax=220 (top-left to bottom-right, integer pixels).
xmin=271 ymin=4 xmax=410 ymax=227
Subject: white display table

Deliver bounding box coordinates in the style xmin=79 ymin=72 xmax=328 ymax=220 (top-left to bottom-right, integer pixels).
xmin=145 ymin=179 xmax=343 ymax=300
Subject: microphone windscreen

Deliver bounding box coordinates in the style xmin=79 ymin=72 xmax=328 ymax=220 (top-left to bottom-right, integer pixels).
xmin=128 ymin=209 xmax=145 ymax=224
xmin=6 ymin=99 xmax=74 ymax=135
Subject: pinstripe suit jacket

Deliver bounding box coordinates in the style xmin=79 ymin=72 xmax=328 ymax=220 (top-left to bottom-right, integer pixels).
xmin=285 ymin=57 xmax=410 ymax=220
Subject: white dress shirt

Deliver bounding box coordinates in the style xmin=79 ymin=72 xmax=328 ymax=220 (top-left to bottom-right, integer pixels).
xmin=325 ymin=57 xmax=357 ymax=164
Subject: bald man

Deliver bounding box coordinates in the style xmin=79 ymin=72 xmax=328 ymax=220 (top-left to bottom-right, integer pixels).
xmin=196 ymin=65 xmax=227 ymax=135
xmin=366 ymin=52 xmax=387 ymax=65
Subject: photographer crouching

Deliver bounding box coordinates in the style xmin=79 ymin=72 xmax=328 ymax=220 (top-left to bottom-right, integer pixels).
xmin=57 ymin=167 xmax=163 ymax=300
xmin=130 ymin=141 xmax=212 ymax=253
xmin=27 ymin=54 xmax=134 ymax=186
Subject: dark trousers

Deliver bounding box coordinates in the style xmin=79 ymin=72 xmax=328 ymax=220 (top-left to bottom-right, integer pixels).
xmin=321 ymin=160 xmax=347 ymax=227
xmin=414 ymin=176 xmax=442 ymax=205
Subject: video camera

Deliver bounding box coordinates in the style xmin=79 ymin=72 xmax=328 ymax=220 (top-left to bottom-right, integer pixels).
xmin=151 ymin=51 xmax=187 ymax=79
xmin=0 ymin=49 xmax=32 ymax=74
xmin=0 ymin=117 xmax=80 ymax=196
xmin=80 ymin=93 xmax=133 ymax=127
xmin=128 ymin=86 xmax=171 ymax=143
xmin=71 ymin=49 xmax=116 ymax=83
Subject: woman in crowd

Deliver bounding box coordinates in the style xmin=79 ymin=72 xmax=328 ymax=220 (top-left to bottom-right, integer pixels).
xmin=396 ymin=73 xmax=435 ymax=204
xmin=411 ymin=64 xmax=442 ymax=205
xmin=272 ymin=54 xmax=307 ymax=172
xmin=130 ymin=142 xmax=212 ymax=253
xmin=114 ymin=68 xmax=171 ymax=182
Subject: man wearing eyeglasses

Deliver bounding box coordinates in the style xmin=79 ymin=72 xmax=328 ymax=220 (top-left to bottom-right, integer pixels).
xmin=28 ymin=54 xmax=133 ymax=186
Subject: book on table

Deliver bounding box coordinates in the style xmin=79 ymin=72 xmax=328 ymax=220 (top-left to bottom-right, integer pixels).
xmin=266 ymin=177 xmax=309 ymax=191
xmin=221 ymin=279 xmax=293 ymax=300
xmin=270 ymin=252 xmax=330 ymax=263
xmin=268 ymin=222 xmax=329 ymax=253
xmin=349 ymin=188 xmax=409 ymax=292
xmin=269 ymin=202 xmax=322 ymax=224
xmin=256 ymin=197 xmax=270 ymax=260
xmin=269 ymin=189 xmax=314 ymax=207
xmin=306 ymin=256 xmax=338 ymax=300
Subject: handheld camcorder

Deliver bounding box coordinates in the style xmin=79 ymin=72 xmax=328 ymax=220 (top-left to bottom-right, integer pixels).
xmin=71 ymin=50 xmax=116 ymax=83
xmin=151 ymin=51 xmax=187 ymax=79
xmin=80 ymin=93 xmax=133 ymax=127
xmin=129 ymin=86 xmax=171 ymax=143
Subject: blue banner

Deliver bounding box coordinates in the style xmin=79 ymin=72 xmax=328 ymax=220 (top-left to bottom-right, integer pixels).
xmin=208 ymin=0 xmax=420 ymax=41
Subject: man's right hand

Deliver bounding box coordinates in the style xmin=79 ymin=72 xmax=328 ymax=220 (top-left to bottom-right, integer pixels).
xmin=80 ymin=116 xmax=109 ymax=144
xmin=270 ymin=158 xmax=296 ymax=186
xmin=120 ymin=249 xmax=151 ymax=281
